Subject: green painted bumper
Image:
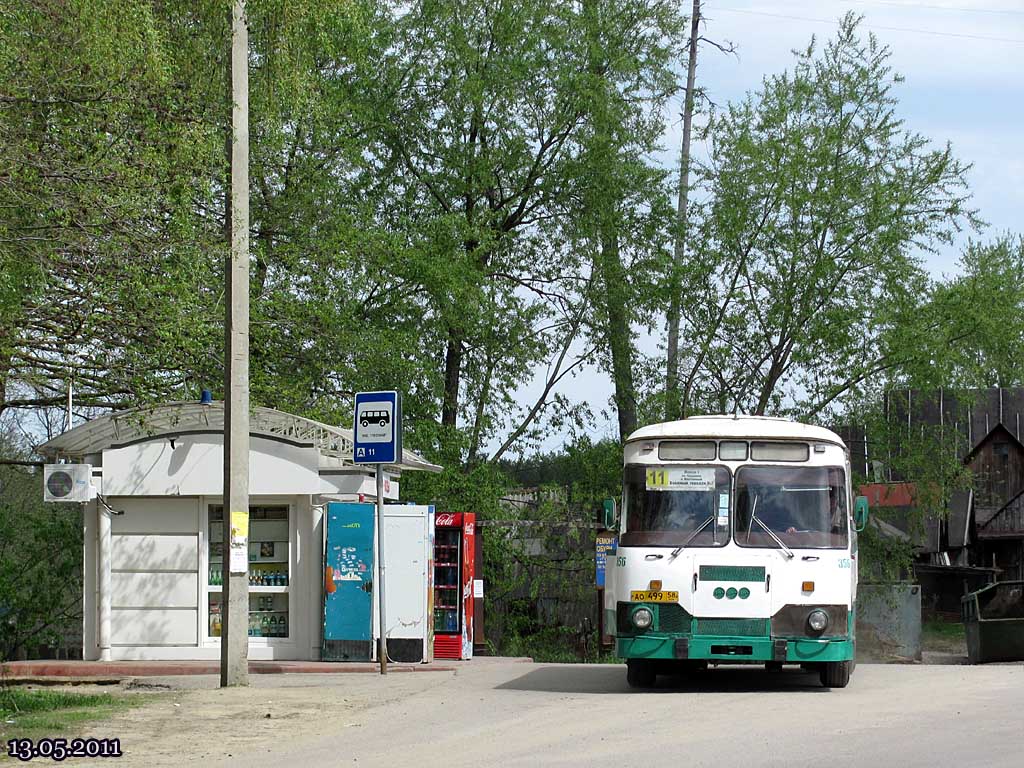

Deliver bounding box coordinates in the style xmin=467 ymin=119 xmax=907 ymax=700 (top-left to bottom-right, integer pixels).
xmin=617 ymin=634 xmax=854 ymax=663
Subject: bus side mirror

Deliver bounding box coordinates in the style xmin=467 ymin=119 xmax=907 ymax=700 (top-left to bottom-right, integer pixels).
xmin=854 ymin=496 xmax=869 ymax=532
xmin=602 ymin=498 xmax=618 ymax=530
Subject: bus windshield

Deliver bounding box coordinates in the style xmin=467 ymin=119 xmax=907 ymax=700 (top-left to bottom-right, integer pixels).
xmin=622 ymin=465 xmax=730 ymax=547
xmin=735 ymin=466 xmax=848 ymax=549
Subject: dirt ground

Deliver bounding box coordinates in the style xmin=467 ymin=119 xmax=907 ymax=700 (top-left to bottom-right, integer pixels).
xmin=38 ymin=657 xmax=1024 ymax=767
xmin=61 ymin=670 xmax=456 ymax=767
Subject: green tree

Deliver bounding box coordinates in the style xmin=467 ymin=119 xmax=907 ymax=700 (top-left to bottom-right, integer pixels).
xmin=675 ymin=14 xmax=977 ymax=420
xmin=842 ymin=395 xmax=974 ymax=583
xmin=0 ymin=439 xmax=82 ymax=660
xmin=0 ymin=0 xmax=223 ymax=418
xmin=360 ymin=0 xmax=686 ymax=462
xmin=574 ymin=0 xmax=683 ymax=443
xmin=923 ymin=235 xmax=1024 ymax=390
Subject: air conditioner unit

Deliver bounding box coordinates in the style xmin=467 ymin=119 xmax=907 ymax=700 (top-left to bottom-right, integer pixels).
xmin=43 ymin=464 xmax=96 ymax=503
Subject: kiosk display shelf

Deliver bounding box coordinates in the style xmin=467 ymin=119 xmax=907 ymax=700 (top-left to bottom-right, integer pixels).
xmin=207 ymin=504 xmax=291 ymax=639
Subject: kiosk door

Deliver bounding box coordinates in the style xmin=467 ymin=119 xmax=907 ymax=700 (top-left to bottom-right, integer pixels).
xmin=323 ymin=502 xmax=375 ymax=661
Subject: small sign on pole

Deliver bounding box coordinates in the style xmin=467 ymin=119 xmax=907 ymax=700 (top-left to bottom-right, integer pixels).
xmin=595 ymin=533 xmax=617 ymax=588
xmin=353 ymin=391 xmax=402 ymax=676
xmin=354 ymin=391 xmax=402 ymax=465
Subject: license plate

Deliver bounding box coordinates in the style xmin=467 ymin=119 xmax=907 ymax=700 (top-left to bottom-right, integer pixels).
xmin=630 ymin=590 xmax=679 ymax=603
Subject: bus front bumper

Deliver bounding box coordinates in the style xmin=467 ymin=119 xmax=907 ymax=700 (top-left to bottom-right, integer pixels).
xmin=617 ymin=634 xmax=854 ymax=663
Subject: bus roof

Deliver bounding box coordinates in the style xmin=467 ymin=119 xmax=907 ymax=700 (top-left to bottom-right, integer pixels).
xmin=625 ymin=415 xmax=846 ymax=448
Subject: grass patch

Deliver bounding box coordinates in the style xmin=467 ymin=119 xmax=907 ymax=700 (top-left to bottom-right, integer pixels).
xmin=500 ymin=628 xmax=622 ymax=664
xmin=922 ymin=618 xmax=967 ymax=654
xmin=0 ymin=688 xmax=133 ymax=747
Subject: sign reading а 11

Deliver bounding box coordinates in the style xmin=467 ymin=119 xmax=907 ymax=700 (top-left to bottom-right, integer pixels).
xmin=353 ymin=391 xmax=402 ymax=465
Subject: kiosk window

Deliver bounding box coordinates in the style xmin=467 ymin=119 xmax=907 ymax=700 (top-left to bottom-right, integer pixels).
xmin=207 ymin=505 xmax=290 ymax=639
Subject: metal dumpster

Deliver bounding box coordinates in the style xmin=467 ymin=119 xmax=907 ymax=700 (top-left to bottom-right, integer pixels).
xmin=961 ymin=580 xmax=1024 ymax=664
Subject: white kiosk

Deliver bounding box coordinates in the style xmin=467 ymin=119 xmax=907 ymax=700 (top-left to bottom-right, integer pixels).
xmin=38 ymin=401 xmax=441 ymax=662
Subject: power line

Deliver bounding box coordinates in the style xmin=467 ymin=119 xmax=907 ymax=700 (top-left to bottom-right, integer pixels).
xmin=843 ymin=0 xmax=1024 ymax=16
xmin=715 ymin=7 xmax=1024 ymax=44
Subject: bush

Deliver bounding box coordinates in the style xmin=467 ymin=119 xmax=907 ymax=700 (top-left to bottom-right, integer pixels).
xmin=0 ymin=457 xmax=83 ymax=661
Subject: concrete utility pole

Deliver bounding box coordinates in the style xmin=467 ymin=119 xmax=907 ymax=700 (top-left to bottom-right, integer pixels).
xmin=665 ymin=0 xmax=701 ymax=421
xmin=221 ymin=0 xmax=250 ymax=688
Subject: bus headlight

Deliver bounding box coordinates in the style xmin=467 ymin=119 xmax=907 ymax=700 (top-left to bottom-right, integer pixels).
xmin=632 ymin=607 xmax=654 ymax=630
xmin=807 ymin=609 xmax=829 ymax=632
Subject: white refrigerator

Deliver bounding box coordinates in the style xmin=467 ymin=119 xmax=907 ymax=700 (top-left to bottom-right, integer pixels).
xmin=371 ymin=504 xmax=435 ymax=663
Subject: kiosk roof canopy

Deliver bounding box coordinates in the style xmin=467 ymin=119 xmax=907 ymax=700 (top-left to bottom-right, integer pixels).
xmin=37 ymin=401 xmax=442 ymax=473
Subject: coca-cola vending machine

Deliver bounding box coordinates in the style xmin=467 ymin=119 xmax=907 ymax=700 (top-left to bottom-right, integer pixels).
xmin=433 ymin=512 xmax=475 ymax=660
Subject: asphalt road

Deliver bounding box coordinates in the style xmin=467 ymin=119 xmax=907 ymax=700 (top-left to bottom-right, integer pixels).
xmin=221 ymin=660 xmax=1024 ymax=768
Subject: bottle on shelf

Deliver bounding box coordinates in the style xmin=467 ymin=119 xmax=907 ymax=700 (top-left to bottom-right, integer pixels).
xmin=280 ymin=614 xmax=287 ymax=637
xmin=260 ymin=615 xmax=270 ymax=636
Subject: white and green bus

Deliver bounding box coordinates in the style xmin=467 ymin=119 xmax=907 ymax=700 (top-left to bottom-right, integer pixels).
xmin=604 ymin=416 xmax=869 ymax=688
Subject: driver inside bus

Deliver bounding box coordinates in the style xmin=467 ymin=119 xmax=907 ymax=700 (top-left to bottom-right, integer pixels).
xmin=757 ymin=493 xmax=799 ymax=534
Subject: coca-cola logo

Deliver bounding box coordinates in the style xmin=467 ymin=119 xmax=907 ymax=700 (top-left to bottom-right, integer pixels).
xmin=436 ymin=513 xmax=456 ymax=526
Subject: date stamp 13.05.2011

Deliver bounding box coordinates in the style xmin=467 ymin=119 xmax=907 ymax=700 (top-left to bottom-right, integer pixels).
xmin=6 ymin=738 xmax=122 ymax=762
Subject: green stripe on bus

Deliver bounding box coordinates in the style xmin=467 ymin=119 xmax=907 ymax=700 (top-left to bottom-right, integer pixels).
xmin=694 ymin=618 xmax=768 ymax=637
xmin=699 ymin=565 xmax=766 ymax=582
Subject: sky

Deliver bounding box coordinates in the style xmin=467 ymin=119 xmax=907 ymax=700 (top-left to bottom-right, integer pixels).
xmin=502 ymin=0 xmax=1024 ymax=456
xmin=691 ymin=0 xmax=1024 ymax=277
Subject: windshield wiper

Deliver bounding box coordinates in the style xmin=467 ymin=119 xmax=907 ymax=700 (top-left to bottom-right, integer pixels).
xmin=670 ymin=515 xmax=715 ymax=560
xmin=748 ymin=496 xmax=794 ymax=559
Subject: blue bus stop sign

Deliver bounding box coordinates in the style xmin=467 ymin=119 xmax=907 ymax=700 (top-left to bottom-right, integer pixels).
xmin=353 ymin=391 xmax=402 ymax=465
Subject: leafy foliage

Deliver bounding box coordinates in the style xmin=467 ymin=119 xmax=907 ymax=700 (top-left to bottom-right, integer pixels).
xmin=0 ymin=443 xmax=82 ymax=661
xmin=921 ymin=235 xmax=1024 ymax=390
xmin=842 ymin=395 xmax=975 ymax=581
xmin=675 ymin=14 xmax=977 ymax=420
xmin=0 ymin=0 xmax=224 ymax=415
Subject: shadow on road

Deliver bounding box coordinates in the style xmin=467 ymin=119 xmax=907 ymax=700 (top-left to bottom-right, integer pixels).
xmin=496 ymin=664 xmax=829 ymax=694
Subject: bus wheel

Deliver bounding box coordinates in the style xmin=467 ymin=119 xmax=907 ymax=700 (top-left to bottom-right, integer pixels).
xmin=819 ymin=660 xmax=852 ymax=688
xmin=626 ymin=660 xmax=656 ymax=689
